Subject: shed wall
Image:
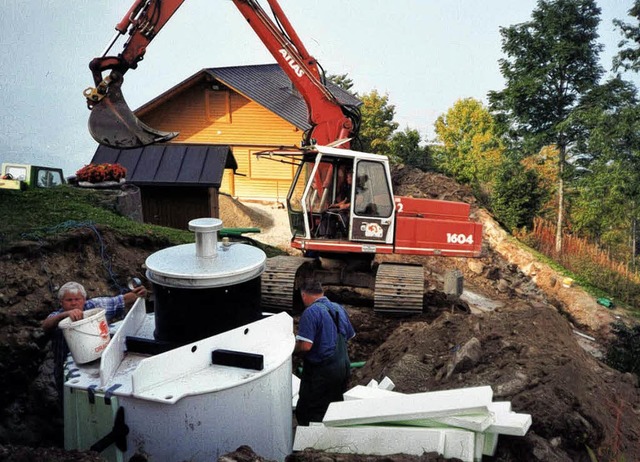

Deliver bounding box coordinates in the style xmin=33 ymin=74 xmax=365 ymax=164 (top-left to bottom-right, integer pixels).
xmin=141 ymin=185 xmax=219 ymax=230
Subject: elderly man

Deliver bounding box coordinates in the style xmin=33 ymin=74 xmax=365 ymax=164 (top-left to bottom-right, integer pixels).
xmin=43 ymin=281 xmax=147 ymax=403
xmin=42 ymin=281 xmax=146 ymax=332
xmin=294 ymin=279 xmax=355 ymax=426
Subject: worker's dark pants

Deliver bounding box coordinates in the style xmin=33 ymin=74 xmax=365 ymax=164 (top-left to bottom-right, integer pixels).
xmin=296 ymin=336 xmax=350 ymax=426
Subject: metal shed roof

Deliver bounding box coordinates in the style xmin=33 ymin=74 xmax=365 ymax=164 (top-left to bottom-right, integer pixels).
xmin=91 ymin=144 xmax=236 ymax=187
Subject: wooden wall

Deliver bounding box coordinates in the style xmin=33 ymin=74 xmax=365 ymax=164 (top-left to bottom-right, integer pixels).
xmin=140 ymin=84 xmax=302 ymax=202
xmin=140 ymin=185 xmax=219 ymax=230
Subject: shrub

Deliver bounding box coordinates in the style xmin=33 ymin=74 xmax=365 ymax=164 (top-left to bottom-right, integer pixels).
xmin=491 ymin=160 xmax=543 ymax=231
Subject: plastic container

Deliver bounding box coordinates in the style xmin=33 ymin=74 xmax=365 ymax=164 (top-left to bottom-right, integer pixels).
xmin=58 ymin=308 xmax=110 ymax=364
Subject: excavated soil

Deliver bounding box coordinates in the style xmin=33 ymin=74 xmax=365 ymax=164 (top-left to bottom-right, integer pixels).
xmin=0 ymin=166 xmax=639 ymax=461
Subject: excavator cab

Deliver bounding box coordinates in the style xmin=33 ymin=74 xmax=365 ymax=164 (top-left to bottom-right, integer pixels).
xmin=287 ymin=145 xmax=396 ymax=254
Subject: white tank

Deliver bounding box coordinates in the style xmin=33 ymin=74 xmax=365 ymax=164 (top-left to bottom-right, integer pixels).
xmin=63 ymin=219 xmax=294 ymax=461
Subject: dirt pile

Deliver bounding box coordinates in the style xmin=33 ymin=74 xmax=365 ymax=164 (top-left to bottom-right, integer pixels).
xmin=219 ymin=193 xmax=275 ymax=230
xmin=0 ymin=166 xmax=639 ymax=461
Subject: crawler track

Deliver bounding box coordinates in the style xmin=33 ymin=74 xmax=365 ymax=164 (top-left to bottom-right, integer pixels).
xmin=261 ymin=255 xmax=315 ymax=312
xmin=374 ymin=263 xmax=424 ymax=313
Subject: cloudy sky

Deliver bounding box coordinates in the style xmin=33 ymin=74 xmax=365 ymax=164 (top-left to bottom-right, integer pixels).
xmin=1 ymin=0 xmax=638 ymax=177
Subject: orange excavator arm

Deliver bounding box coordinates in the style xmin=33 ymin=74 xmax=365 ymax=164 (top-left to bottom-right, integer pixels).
xmin=85 ymin=0 xmax=360 ymax=149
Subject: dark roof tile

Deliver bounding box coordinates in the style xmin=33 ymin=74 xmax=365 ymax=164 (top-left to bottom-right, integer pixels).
xmin=91 ymin=144 xmax=236 ymax=187
xmin=208 ymin=64 xmax=360 ymax=130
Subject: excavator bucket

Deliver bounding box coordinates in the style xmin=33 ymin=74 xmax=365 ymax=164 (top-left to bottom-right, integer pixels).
xmin=88 ymin=75 xmax=178 ymax=149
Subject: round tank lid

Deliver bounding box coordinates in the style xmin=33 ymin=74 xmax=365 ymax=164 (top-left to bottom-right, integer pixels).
xmin=145 ymin=242 xmax=266 ymax=288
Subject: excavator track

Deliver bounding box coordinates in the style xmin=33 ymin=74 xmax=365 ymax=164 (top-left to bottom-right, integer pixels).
xmin=374 ymin=263 xmax=424 ymax=314
xmin=261 ymin=255 xmax=315 ymax=312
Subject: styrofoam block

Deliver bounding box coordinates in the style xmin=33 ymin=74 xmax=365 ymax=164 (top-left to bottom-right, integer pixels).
xmin=391 ymin=413 xmax=494 ymax=432
xmin=343 ymin=385 xmax=400 ymax=401
xmin=378 ymin=376 xmax=395 ymax=391
xmin=293 ymin=424 xmax=475 ymax=462
xmin=487 ymin=412 xmax=532 ymax=436
xmin=442 ymin=429 xmax=476 ymax=462
xmin=488 ymin=401 xmax=512 ymax=414
xmin=323 ymin=386 xmax=493 ymax=426
xmin=482 ymin=432 xmax=499 ymax=456
xmin=294 ymin=423 xmax=443 ymax=454
xmin=473 ymin=432 xmax=485 ymax=462
xmin=342 ymin=386 xmax=493 ymax=430
xmin=366 ymin=379 xmax=379 ymax=388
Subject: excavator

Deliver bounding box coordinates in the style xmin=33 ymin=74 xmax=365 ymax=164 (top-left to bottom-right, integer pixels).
xmin=85 ymin=0 xmax=483 ymax=313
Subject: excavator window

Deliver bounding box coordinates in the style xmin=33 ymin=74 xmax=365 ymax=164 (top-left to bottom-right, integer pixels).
xmin=354 ymin=161 xmax=393 ymax=218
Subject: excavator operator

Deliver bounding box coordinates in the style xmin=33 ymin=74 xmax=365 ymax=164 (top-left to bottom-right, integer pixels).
xmin=318 ymin=166 xmax=352 ymax=238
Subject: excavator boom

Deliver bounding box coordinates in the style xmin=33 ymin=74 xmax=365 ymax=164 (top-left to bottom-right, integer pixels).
xmin=86 ymin=0 xmax=358 ymax=149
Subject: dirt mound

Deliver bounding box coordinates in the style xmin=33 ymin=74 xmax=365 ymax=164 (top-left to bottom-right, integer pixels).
xmin=1 ymin=167 xmax=640 ymax=461
xmin=219 ymin=193 xmax=274 ymax=230
xmin=350 ymin=303 xmax=640 ymax=460
xmin=391 ymin=165 xmax=479 ymax=206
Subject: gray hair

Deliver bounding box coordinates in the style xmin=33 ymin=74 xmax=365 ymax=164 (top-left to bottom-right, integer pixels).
xmin=58 ymin=281 xmax=86 ymax=300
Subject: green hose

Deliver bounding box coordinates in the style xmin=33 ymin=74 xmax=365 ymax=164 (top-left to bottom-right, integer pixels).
xmin=219 ymin=227 xmax=261 ymax=237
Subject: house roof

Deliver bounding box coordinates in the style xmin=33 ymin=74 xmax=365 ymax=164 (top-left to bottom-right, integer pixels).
xmin=136 ymin=63 xmax=361 ymax=130
xmin=91 ymin=144 xmax=236 ymax=187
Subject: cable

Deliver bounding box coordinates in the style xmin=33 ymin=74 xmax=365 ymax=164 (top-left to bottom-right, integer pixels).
xmin=21 ymin=220 xmax=126 ymax=295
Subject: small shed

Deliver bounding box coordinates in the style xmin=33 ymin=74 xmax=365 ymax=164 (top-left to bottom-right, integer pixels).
xmin=91 ymin=143 xmax=236 ymax=230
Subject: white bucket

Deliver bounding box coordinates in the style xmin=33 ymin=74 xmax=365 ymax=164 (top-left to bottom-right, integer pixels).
xmin=59 ymin=308 xmax=111 ymax=364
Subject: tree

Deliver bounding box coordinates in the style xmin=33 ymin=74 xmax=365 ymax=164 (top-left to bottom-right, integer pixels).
xmin=389 ymin=127 xmax=432 ymax=169
xmin=327 ymin=73 xmax=355 ymax=93
xmin=491 ymin=159 xmax=544 ymax=231
xmin=613 ymin=0 xmax=640 ymax=73
xmin=489 ymin=0 xmax=604 ymax=253
xmin=358 ymin=90 xmax=398 ymax=155
xmin=433 ymin=98 xmax=504 ymax=187
xmin=570 ymin=77 xmax=640 ymax=260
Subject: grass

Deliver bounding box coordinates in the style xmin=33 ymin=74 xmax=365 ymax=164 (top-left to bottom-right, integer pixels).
xmin=0 ymin=186 xmax=284 ymax=257
xmin=0 ymin=186 xmax=193 ymax=248
xmin=510 ymin=229 xmax=626 ymax=307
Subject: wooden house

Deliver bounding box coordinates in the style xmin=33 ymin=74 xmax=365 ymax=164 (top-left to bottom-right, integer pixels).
xmin=90 ymin=63 xmax=360 ymax=229
xmin=133 ymin=63 xmax=360 ymax=201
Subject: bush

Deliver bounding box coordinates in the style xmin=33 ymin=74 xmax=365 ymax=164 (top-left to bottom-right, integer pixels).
xmin=491 ymin=160 xmax=543 ymax=231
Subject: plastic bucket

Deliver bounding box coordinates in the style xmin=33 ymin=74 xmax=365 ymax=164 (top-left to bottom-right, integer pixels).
xmin=58 ymin=308 xmax=110 ymax=364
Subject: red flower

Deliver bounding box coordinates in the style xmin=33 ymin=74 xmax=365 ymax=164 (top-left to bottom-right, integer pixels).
xmin=76 ymin=163 xmax=127 ymax=183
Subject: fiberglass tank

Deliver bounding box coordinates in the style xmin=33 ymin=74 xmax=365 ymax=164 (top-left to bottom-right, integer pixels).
xmin=63 ymin=218 xmax=295 ymax=461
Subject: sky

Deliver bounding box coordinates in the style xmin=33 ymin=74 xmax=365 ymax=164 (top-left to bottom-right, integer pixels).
xmin=1 ymin=0 xmax=638 ymax=178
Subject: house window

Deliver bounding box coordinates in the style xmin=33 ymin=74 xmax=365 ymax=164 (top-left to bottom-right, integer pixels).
xmin=206 ymin=90 xmax=231 ymax=123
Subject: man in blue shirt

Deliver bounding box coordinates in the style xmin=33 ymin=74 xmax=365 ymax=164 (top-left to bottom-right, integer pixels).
xmin=294 ymin=280 xmax=355 ymax=426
